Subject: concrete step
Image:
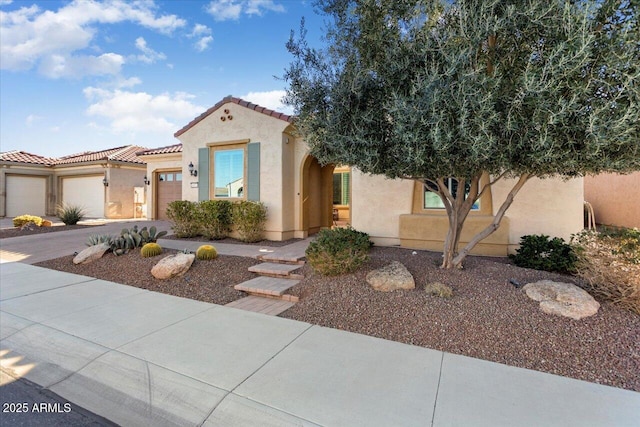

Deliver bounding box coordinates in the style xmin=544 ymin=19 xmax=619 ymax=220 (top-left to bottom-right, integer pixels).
xmin=234 ymin=276 xmax=300 ymax=298
xmin=225 ymin=296 xmax=295 ymax=316
xmin=258 ymin=254 xmax=305 ymax=265
xmin=248 ymin=262 xmax=304 ymax=280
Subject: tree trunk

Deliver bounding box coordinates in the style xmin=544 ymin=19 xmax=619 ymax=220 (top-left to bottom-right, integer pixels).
xmin=443 ymin=174 xmax=531 ymax=269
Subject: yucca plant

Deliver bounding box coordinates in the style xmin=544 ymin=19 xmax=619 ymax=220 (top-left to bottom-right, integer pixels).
xmin=56 ymin=203 xmax=85 ymax=225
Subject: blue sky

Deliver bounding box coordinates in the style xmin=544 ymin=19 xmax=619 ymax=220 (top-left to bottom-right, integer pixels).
xmin=0 ymin=0 xmax=324 ymax=157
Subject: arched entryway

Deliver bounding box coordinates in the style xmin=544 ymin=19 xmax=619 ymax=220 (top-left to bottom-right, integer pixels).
xmin=300 ymin=155 xmax=335 ymax=235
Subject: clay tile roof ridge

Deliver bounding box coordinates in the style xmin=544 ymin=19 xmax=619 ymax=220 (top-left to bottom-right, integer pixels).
xmin=174 ymin=95 xmax=293 ymax=137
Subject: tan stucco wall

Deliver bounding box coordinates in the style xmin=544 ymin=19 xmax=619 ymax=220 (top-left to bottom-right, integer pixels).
xmin=353 ymin=172 xmax=583 ymax=254
xmin=106 ymin=166 xmax=146 ymax=218
xmin=143 ymin=153 xmax=182 ymax=220
xmin=350 ymin=171 xmax=414 ymax=246
xmin=584 ymin=172 xmax=640 ymax=228
xmin=491 ymin=176 xmax=584 ymax=250
xmin=177 ymin=102 xmax=291 ymax=239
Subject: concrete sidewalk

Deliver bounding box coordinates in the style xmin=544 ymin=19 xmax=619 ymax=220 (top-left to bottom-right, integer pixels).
xmin=1 ymin=262 xmax=639 ymax=427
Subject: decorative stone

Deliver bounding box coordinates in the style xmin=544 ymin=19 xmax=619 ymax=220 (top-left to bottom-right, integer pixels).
xmin=73 ymin=243 xmax=110 ymax=265
xmin=20 ymin=222 xmax=37 ymax=231
xmin=41 ymin=220 xmax=53 ymax=227
xmin=523 ymin=280 xmax=600 ymax=320
xmin=151 ymin=253 xmax=195 ymax=280
xmin=367 ymin=261 xmax=415 ymax=292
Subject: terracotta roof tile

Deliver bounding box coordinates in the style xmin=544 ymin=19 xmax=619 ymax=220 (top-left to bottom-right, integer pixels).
xmin=137 ymin=144 xmax=183 ymax=156
xmin=57 ymin=145 xmax=147 ymax=165
xmin=174 ymin=95 xmax=294 ymax=137
xmin=0 ymin=150 xmax=56 ymax=166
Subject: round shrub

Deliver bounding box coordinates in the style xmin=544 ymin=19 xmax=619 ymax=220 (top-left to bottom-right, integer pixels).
xmin=166 ymin=200 xmax=200 ymax=237
xmin=141 ymin=242 xmax=163 ymax=258
xmin=509 ymin=234 xmax=577 ymax=273
xmin=232 ymin=201 xmax=267 ymax=243
xmin=306 ymin=227 xmax=373 ymax=276
xmin=197 ymin=200 xmax=232 ymax=240
xmin=13 ymin=215 xmax=44 ymax=227
xmin=196 ymin=245 xmax=218 ymax=260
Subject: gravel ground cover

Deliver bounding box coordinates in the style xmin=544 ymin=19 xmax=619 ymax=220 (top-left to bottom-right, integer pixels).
xmin=36 ymin=245 xmax=639 ymax=392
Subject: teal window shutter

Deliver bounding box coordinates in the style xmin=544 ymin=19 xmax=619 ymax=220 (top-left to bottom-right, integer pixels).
xmin=247 ymin=142 xmax=260 ymax=201
xmin=198 ymin=147 xmax=209 ymax=201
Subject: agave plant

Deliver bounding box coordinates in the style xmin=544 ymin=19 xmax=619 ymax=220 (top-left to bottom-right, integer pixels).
xmin=86 ymin=234 xmax=114 ymax=247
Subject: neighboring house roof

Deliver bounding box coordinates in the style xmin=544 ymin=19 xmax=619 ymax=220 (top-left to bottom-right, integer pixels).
xmin=0 ymin=150 xmax=56 ymax=166
xmin=137 ymin=143 xmax=183 ymax=156
xmin=174 ymin=95 xmax=294 ymax=138
xmin=0 ymin=145 xmax=147 ymax=167
xmin=56 ymin=145 xmax=147 ymax=165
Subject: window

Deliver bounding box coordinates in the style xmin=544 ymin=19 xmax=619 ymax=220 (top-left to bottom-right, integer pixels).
xmin=333 ymin=171 xmax=350 ymax=205
xmin=424 ymin=178 xmax=479 ymax=210
xmin=213 ymin=148 xmax=245 ymax=198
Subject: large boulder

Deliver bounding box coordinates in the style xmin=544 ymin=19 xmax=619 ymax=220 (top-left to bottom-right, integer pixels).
xmin=367 ymin=261 xmax=415 ymax=292
xmin=73 ymin=243 xmax=110 ymax=265
xmin=151 ymin=253 xmax=195 ymax=280
xmin=523 ymin=280 xmax=600 ymax=320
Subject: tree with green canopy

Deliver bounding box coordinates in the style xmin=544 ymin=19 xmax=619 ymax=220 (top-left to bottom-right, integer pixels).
xmin=283 ymin=0 xmax=639 ymax=268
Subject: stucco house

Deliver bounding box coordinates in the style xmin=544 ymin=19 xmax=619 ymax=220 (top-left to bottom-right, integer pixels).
xmin=0 ymin=145 xmax=148 ymax=219
xmin=140 ymin=96 xmax=584 ymax=255
xmin=584 ymin=172 xmax=640 ymax=229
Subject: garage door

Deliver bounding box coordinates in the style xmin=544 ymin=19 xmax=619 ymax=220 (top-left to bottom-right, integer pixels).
xmin=6 ymin=175 xmax=47 ymax=217
xmin=62 ymin=176 xmax=104 ymax=218
xmin=156 ymin=171 xmax=182 ymax=220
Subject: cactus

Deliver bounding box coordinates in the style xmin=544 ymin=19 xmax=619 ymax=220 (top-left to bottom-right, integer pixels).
xmin=141 ymin=242 xmax=163 ymax=258
xmin=86 ymin=234 xmax=114 ymax=247
xmin=196 ymin=245 xmax=217 ymax=260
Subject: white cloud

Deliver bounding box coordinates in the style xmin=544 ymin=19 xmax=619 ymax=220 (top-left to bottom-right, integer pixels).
xmin=83 ymin=86 xmax=205 ymax=134
xmin=205 ymin=0 xmax=284 ymax=21
xmin=0 ymin=0 xmax=14 ymax=7
xmin=133 ymin=37 xmax=166 ymax=63
xmin=25 ymin=114 xmax=42 ymax=126
xmin=0 ymin=0 xmax=185 ymax=77
xmin=189 ymin=24 xmax=213 ymax=52
xmin=39 ymin=52 xmax=124 ymax=78
xmin=241 ymin=90 xmax=293 ymax=115
xmin=194 ymin=35 xmax=213 ymax=52
xmin=245 ymin=0 xmax=285 ymax=16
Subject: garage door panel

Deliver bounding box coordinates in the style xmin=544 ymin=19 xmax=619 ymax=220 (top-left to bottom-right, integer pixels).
xmin=62 ymin=176 xmax=104 ymax=218
xmin=6 ymin=175 xmax=47 ymax=217
xmin=157 ymin=172 xmax=182 ymax=220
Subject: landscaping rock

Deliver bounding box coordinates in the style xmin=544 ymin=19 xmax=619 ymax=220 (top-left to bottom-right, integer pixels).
xmin=73 ymin=243 xmax=110 ymax=265
xmin=20 ymin=222 xmax=37 ymax=231
xmin=523 ymin=280 xmax=600 ymax=320
xmin=367 ymin=261 xmax=415 ymax=292
xmin=151 ymin=253 xmax=195 ymax=280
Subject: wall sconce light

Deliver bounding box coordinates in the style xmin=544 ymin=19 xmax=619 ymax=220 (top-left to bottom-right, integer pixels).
xmin=102 ymin=177 xmax=109 ymax=187
xmin=143 ymin=175 xmax=151 ymax=186
xmin=188 ymin=162 xmax=198 ymax=177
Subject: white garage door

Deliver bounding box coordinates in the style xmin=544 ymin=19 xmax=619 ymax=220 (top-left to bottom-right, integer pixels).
xmin=6 ymin=175 xmax=47 ymax=217
xmin=62 ymin=176 xmax=104 ymax=218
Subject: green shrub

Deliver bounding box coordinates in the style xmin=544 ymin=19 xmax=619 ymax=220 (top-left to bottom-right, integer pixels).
xmin=572 ymin=228 xmax=639 ymax=314
xmin=425 ymin=282 xmax=454 ymax=298
xmin=196 ymin=244 xmax=218 ymax=260
xmin=56 ymin=203 xmax=85 ymax=225
xmin=166 ymin=201 xmax=200 ymax=237
xmin=509 ymin=234 xmax=577 ymax=273
xmin=306 ymin=227 xmax=373 ymax=275
xmin=141 ymin=242 xmax=163 ymax=258
xmin=13 ymin=215 xmax=44 ymax=227
xmin=197 ymin=200 xmax=233 ymax=240
xmin=232 ymin=201 xmax=267 ymax=243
